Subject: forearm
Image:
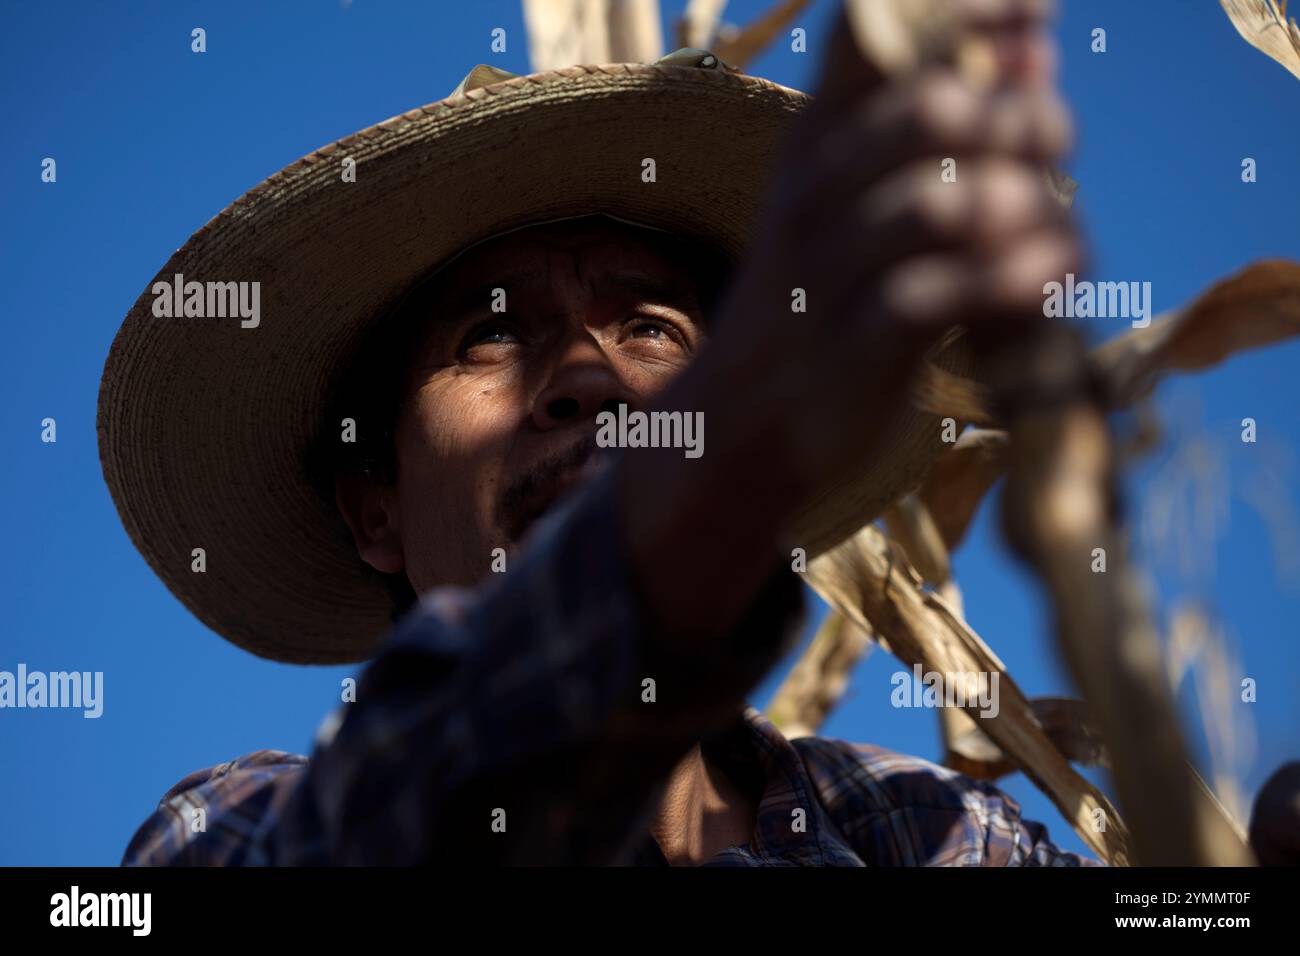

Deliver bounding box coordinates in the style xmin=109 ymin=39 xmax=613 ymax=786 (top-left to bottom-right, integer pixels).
xmin=273 ymin=468 xmax=804 ymax=865
xmin=620 ymin=279 xmax=929 ymax=642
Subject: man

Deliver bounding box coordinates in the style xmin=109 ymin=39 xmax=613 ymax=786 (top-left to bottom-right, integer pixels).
xmin=106 ymin=2 xmax=1098 ymax=865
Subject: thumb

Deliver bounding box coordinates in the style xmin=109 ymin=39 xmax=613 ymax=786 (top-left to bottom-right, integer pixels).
xmin=810 ymin=4 xmax=893 ymax=118
xmin=816 ymin=1 xmax=1004 ymax=115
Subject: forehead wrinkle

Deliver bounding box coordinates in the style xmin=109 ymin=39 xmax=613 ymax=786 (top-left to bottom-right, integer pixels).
xmin=553 ymin=236 xmax=702 ymax=315
xmin=433 ymin=267 xmax=547 ymax=322
xmin=426 ymin=225 xmax=701 ymax=330
xmin=596 ymin=273 xmax=701 ymax=316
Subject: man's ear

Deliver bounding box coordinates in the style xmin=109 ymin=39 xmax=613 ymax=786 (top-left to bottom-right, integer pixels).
xmin=335 ymin=472 xmax=405 ymax=574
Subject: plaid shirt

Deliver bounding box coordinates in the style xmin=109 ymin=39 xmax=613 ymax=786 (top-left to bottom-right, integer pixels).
xmin=122 ymin=470 xmax=1102 ymax=867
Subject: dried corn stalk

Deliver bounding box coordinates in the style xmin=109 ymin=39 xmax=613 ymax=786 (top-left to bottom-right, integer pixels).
xmin=523 ymin=0 xmax=665 ymax=71
xmin=1166 ymin=605 xmax=1254 ymax=831
xmin=712 ymin=0 xmax=814 ymax=69
xmin=917 ymin=428 xmax=1010 ymax=551
xmin=879 ymin=495 xmax=978 ymax=762
xmin=948 ymin=696 xmax=1108 ymax=780
xmin=609 ymin=0 xmax=665 ymax=63
xmin=678 ymin=0 xmax=729 ymax=49
xmin=843 ymin=0 xmax=1253 ymax=865
xmin=766 ymin=610 xmax=873 ymax=739
xmin=806 ymin=524 xmax=1133 ymax=863
xmin=914 ymin=261 xmax=1300 ymax=554
xmin=522 ymin=0 xmax=612 ymax=70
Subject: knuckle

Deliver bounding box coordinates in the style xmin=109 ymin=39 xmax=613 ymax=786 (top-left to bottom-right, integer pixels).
xmin=1033 ymin=91 xmax=1074 ymax=153
xmin=993 ymin=233 xmax=1080 ymax=309
xmin=980 ymin=159 xmax=1045 ymax=219
xmin=968 ymin=160 xmax=1067 ymax=245
xmin=910 ymin=74 xmax=978 ymax=146
xmin=910 ymin=171 xmax=969 ymax=239
xmin=882 ymin=256 xmax=971 ymax=331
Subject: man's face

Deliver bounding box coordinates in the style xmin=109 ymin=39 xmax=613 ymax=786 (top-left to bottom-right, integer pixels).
xmin=338 ymin=217 xmax=715 ymax=594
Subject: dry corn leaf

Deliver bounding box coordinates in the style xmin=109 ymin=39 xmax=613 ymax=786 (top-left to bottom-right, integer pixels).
xmin=948 ymin=699 xmax=1247 ymax=850
xmin=806 ymin=525 xmax=1133 ymax=864
xmin=1092 ymin=259 xmax=1300 ymax=408
xmin=879 ymin=499 xmax=983 ymax=762
xmin=882 ymin=493 xmax=951 ymax=585
xmin=1221 ymin=0 xmax=1300 ymax=81
xmin=927 ymin=260 xmax=1300 ymax=423
xmin=921 ymin=261 xmax=1300 ymax=551
xmin=711 ymin=0 xmax=814 ymax=69
xmin=1046 ymin=165 xmax=1079 ymax=209
xmin=913 ymin=361 xmax=998 ymax=425
xmin=916 ymin=427 xmax=1009 ymax=551
xmin=947 ymin=696 xmax=1109 ymax=780
xmin=809 ymin=525 xmax=1254 ymax=864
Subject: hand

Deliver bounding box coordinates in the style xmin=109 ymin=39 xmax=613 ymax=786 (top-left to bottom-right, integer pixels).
xmin=708 ymin=0 xmax=1078 ymax=497
xmin=623 ymin=0 xmax=1079 ymax=637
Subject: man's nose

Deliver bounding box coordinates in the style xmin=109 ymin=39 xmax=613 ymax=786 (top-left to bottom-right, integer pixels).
xmin=530 ymin=333 xmax=639 ymax=430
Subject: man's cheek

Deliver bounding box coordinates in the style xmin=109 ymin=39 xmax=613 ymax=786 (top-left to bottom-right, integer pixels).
xmin=399 ymin=479 xmax=493 ymax=591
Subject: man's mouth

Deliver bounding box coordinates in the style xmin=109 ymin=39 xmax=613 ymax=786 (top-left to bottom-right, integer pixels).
xmin=501 ymin=439 xmax=611 ymax=542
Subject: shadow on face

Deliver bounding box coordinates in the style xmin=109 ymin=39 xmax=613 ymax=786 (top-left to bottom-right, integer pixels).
xmin=323 ymin=214 xmax=734 ymax=608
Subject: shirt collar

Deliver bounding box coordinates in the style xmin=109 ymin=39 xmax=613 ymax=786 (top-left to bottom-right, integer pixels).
xmin=699 ymin=706 xmax=838 ymax=865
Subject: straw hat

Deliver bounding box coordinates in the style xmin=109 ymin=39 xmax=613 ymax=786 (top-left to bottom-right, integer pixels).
xmin=97 ymin=49 xmax=976 ymax=665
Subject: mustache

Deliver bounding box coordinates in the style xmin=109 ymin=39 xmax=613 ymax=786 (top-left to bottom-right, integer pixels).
xmin=497 ymin=433 xmax=604 ymax=538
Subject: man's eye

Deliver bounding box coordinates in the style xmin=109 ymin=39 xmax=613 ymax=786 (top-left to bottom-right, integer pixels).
xmin=459 ymin=321 xmax=521 ymax=358
xmin=623 ymin=317 xmax=687 ymax=348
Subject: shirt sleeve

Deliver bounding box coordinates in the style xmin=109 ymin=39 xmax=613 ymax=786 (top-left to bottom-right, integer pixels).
xmin=121 ymin=751 xmax=308 ymax=866
xmin=127 ymin=467 xmax=806 ymax=865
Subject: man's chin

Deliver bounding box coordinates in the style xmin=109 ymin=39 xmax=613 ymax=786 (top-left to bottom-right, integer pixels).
xmin=506 ymin=454 xmax=613 ymax=544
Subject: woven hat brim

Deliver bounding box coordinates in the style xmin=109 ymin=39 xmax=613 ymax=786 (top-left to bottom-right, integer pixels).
xmin=97 ymin=62 xmax=971 ymax=665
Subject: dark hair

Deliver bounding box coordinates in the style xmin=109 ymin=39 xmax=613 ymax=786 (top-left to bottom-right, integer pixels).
xmin=308 ymin=216 xmax=736 ymax=619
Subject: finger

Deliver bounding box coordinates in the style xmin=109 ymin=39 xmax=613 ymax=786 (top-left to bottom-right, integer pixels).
xmin=821 ymin=0 xmax=1055 ymax=101
xmin=961 ymin=0 xmax=1057 ymax=34
xmin=968 ymin=11 xmax=1057 ymax=89
xmin=869 ymin=227 xmax=1083 ymax=337
xmin=790 ymin=74 xmax=1071 ymax=225
xmin=811 ymin=6 xmax=894 ymax=121
xmin=813 ymin=0 xmax=1031 ymax=118
xmin=829 ymin=162 xmax=1068 ymax=324
xmin=855 ymin=157 xmax=1069 ymax=269
xmin=793 ymin=158 xmax=1069 ymax=329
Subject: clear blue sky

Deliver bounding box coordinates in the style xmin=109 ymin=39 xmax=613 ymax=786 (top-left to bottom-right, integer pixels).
xmin=2 ymin=0 xmax=1298 ymax=865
